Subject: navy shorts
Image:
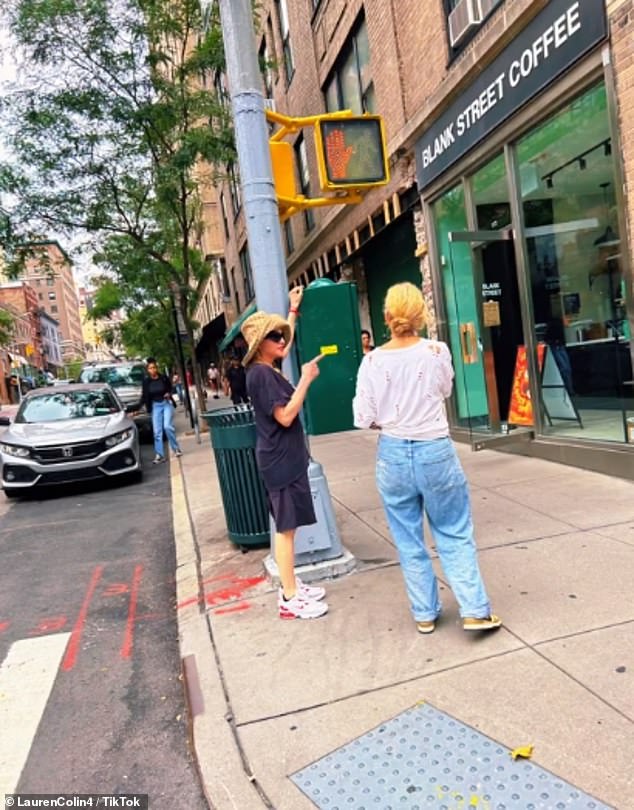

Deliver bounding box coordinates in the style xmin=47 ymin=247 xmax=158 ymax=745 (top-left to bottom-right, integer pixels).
xmin=267 ymin=470 xmax=316 ymax=533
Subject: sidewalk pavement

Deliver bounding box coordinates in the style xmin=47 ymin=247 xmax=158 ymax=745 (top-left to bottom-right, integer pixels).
xmin=170 ymin=397 xmax=633 ymax=810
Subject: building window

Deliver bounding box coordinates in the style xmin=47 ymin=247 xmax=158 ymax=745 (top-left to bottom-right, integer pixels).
xmin=239 ymin=245 xmax=255 ymax=303
xmin=219 ymin=258 xmax=230 ymax=299
xmin=48 ymin=291 xmax=56 ymax=300
xmin=275 ymin=0 xmax=294 ymax=84
xmin=227 ymin=163 xmax=242 ymax=217
xmin=220 ymin=191 xmax=230 ymax=238
xmin=36 ymin=278 xmax=41 ymax=286
xmin=324 ymin=16 xmax=374 ymax=114
xmin=295 ymin=135 xmax=315 ymax=232
xmin=283 ymin=219 xmax=294 ymax=256
xmin=46 ymin=277 xmax=55 ymax=286
xmin=443 ymin=0 xmax=503 ymax=58
xmin=230 ymin=267 xmax=241 ymax=314
xmin=38 ymin=292 xmax=43 ymax=300
xmin=51 ymin=305 xmax=58 ymax=314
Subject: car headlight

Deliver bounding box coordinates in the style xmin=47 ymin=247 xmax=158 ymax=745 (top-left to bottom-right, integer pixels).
xmin=0 ymin=443 xmax=31 ymax=458
xmin=104 ymin=429 xmax=134 ymax=448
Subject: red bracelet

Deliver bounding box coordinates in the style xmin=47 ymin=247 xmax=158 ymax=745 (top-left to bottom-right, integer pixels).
xmin=289 ymin=307 xmax=300 ymax=315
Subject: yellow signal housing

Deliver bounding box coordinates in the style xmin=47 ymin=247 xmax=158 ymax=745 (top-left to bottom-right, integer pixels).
xmin=270 ymin=140 xmax=297 ymax=200
xmin=314 ymin=114 xmax=389 ymax=191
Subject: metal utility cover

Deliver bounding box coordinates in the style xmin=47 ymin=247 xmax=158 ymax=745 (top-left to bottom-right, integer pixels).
xmin=290 ymin=703 xmax=611 ymax=809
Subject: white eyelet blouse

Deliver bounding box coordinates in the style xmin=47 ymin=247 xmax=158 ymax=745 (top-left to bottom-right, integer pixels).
xmin=352 ymin=339 xmax=455 ymax=441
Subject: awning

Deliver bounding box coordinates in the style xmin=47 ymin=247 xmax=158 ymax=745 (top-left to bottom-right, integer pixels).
xmin=218 ymin=303 xmax=257 ymax=352
xmin=9 ymin=354 xmax=29 ymax=368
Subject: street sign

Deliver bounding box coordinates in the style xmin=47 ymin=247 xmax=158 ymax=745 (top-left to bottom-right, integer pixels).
xmin=314 ymin=115 xmax=389 ymax=191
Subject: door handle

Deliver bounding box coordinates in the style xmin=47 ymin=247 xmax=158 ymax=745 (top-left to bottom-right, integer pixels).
xmin=459 ymin=322 xmax=479 ymax=364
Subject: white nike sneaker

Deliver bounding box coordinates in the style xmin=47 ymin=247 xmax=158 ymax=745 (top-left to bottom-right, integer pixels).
xmin=295 ymin=576 xmax=326 ymax=601
xmin=278 ymin=592 xmax=328 ymax=620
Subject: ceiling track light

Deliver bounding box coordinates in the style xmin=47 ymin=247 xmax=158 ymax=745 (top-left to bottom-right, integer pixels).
xmin=578 ymin=157 xmax=586 ymax=170
xmin=546 ymin=175 xmax=553 ymax=189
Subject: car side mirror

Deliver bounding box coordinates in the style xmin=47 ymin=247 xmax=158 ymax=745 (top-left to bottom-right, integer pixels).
xmin=0 ymin=416 xmax=11 ymax=426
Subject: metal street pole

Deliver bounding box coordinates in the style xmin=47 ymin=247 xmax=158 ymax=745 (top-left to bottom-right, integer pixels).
xmin=217 ymin=0 xmax=346 ymax=572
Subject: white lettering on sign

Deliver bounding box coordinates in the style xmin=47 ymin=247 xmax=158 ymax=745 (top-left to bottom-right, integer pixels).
xmin=456 ymin=73 xmax=505 ymax=136
xmin=421 ymin=123 xmax=456 ymax=167
xmin=509 ymin=2 xmax=581 ymax=87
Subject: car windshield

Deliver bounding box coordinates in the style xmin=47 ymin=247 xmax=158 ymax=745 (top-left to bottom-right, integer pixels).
xmin=79 ymin=365 xmax=144 ymax=387
xmin=17 ymin=390 xmax=121 ymax=423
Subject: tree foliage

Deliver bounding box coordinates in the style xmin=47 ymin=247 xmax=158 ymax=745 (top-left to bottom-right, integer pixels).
xmin=0 ymin=0 xmax=233 ymax=410
xmin=0 ymin=307 xmax=14 ymax=348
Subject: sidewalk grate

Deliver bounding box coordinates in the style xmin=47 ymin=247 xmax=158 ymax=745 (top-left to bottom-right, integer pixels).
xmin=290 ymin=703 xmax=612 ymax=810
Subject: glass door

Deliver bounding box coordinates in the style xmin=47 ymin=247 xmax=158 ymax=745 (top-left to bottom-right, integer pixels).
xmin=446 ymin=228 xmax=534 ymax=449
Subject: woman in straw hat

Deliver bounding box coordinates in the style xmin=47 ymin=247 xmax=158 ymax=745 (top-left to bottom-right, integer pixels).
xmin=242 ymin=287 xmax=328 ymax=620
xmin=353 ymin=282 xmax=501 ymax=636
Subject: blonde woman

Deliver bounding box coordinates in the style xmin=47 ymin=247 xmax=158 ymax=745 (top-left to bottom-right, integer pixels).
xmin=242 ymin=287 xmax=328 ymax=620
xmin=353 ymin=282 xmax=501 ymax=635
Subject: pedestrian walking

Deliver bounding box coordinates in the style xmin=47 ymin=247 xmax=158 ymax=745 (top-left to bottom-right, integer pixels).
xmin=242 ymin=287 xmax=328 ymax=620
xmin=353 ymin=282 xmax=501 ymax=635
xmin=142 ymin=358 xmax=183 ymax=464
xmin=172 ymin=371 xmax=184 ymax=405
xmin=207 ymin=362 xmax=220 ymax=399
xmin=226 ymin=357 xmax=249 ymax=405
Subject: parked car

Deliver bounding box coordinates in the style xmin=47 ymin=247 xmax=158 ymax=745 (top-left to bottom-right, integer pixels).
xmin=0 ymin=384 xmax=142 ymax=497
xmin=78 ymin=361 xmax=151 ymax=440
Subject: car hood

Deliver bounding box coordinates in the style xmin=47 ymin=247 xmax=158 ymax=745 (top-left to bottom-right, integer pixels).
xmin=112 ymin=385 xmax=142 ymax=403
xmin=3 ymin=413 xmax=132 ymax=447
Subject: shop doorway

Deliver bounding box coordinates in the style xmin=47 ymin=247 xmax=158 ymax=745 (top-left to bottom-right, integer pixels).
xmin=446 ymin=228 xmax=533 ymax=449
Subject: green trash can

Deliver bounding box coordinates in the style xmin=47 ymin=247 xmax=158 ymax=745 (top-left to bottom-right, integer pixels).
xmin=203 ymin=405 xmax=269 ymax=548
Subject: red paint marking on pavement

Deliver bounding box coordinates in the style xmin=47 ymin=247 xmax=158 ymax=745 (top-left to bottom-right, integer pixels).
xmin=176 ymin=594 xmax=203 ymax=611
xmin=120 ymin=564 xmax=143 ymax=659
xmin=213 ymin=602 xmax=251 ymax=616
xmin=29 ymin=616 xmax=68 ymax=636
xmin=62 ymin=565 xmax=104 ymax=672
xmin=102 ymin=583 xmax=131 ymax=597
xmin=0 ymin=620 xmax=10 ymax=633
xmin=204 ymin=575 xmax=266 ymax=606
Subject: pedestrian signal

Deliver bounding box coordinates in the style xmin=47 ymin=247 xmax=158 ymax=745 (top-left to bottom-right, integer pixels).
xmin=314 ymin=115 xmax=389 ymax=191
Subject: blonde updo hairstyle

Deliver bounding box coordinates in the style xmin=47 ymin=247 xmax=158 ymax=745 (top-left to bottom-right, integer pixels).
xmin=384 ymin=282 xmax=427 ymax=337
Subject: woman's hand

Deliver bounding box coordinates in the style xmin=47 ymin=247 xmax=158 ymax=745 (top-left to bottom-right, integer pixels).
xmin=289 ymin=286 xmax=304 ymax=311
xmin=300 ymin=353 xmax=324 ymax=384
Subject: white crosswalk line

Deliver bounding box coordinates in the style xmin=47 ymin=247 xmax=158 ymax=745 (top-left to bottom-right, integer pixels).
xmin=0 ymin=633 xmax=71 ymax=796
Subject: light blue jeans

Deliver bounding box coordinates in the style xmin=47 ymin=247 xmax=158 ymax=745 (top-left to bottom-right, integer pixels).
xmin=151 ymin=400 xmax=180 ymax=457
xmin=376 ymin=435 xmax=491 ymax=622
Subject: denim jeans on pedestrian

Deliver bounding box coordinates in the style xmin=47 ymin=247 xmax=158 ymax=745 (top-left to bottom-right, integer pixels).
xmin=376 ymin=435 xmax=491 ymax=622
xmin=151 ymin=399 xmax=180 ymax=457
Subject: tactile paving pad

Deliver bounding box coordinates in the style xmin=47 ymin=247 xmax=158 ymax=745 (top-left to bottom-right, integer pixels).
xmin=290 ymin=703 xmax=612 ymax=809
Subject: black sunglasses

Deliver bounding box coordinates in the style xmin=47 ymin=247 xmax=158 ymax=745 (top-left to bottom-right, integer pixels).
xmin=264 ymin=330 xmax=285 ymax=343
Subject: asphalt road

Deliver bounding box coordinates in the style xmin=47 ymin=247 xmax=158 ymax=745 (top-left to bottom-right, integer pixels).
xmin=0 ymin=445 xmax=207 ymax=809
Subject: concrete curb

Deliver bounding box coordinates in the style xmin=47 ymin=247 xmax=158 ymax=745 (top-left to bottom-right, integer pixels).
xmin=170 ymin=457 xmax=268 ymax=810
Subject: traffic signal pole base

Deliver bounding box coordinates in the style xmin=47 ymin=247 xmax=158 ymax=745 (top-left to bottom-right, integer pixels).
xmin=264 ymin=546 xmax=357 ymax=589
xmin=265 ymin=460 xmax=357 ymax=583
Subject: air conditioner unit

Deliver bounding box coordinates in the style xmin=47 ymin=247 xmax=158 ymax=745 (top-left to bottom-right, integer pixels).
xmin=448 ymin=0 xmax=483 ymax=48
xmin=478 ymin=0 xmax=503 ymax=19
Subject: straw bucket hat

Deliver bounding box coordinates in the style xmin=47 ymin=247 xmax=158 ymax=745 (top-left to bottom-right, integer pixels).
xmin=241 ymin=311 xmax=291 ymax=366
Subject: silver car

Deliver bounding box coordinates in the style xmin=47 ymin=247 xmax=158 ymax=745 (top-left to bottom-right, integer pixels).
xmin=0 ymin=384 xmax=142 ymax=498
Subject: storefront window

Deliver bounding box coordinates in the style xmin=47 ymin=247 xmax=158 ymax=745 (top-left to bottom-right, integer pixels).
xmin=517 ymin=82 xmax=632 ymax=442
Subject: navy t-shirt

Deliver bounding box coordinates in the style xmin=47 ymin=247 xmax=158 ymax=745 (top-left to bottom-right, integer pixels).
xmin=246 ymin=363 xmax=309 ymax=490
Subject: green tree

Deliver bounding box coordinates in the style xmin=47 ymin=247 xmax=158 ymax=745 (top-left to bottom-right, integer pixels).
xmin=0 ymin=307 xmax=14 ymax=347
xmin=0 ymin=0 xmax=233 ymax=419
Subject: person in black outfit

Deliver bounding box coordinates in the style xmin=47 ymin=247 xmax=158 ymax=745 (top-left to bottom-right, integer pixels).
xmin=242 ymin=287 xmax=328 ymax=620
xmin=142 ymin=358 xmax=182 ymax=464
xmin=226 ymin=357 xmax=249 ymax=404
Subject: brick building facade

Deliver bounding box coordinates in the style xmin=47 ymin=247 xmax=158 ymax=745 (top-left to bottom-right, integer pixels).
xmin=208 ymin=0 xmax=634 ymax=475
